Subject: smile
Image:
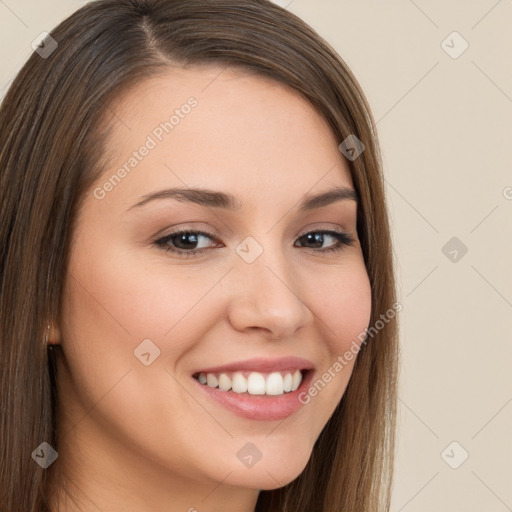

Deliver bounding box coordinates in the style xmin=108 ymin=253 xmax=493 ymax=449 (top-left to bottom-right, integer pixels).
xmin=193 ymin=370 xmax=304 ymax=396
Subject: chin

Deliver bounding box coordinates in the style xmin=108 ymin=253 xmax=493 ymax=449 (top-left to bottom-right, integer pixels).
xmin=223 ymin=447 xmax=312 ymax=490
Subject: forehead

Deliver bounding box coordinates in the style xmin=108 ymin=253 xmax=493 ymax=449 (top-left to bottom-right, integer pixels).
xmin=92 ymin=64 xmax=354 ymax=212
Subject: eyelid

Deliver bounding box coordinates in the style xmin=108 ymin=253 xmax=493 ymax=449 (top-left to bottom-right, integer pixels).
xmin=297 ymin=221 xmax=353 ymax=237
xmin=154 ymin=224 xmax=220 ymax=241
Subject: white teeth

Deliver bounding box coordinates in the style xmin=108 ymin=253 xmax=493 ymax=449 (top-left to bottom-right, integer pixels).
xmin=198 ymin=370 xmax=304 ymax=396
xmin=291 ymin=369 xmax=302 ymax=391
xmin=231 ymin=372 xmax=248 ymax=393
xmin=206 ymin=373 xmax=218 ymax=388
xmin=218 ymin=373 xmax=232 ymax=391
xmin=247 ymin=372 xmax=266 ymax=395
xmin=283 ymin=372 xmax=292 ymax=392
xmin=266 ymin=372 xmax=284 ymax=395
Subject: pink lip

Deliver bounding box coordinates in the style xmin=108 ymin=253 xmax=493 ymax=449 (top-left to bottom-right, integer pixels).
xmin=193 ymin=369 xmax=314 ymax=421
xmin=192 ymin=356 xmax=315 ymax=375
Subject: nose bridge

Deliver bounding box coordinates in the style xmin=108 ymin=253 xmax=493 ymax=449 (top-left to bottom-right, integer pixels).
xmin=227 ymin=234 xmax=313 ymax=337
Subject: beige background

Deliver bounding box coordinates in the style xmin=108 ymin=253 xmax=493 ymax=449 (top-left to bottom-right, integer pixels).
xmin=1 ymin=1 xmax=511 ymax=510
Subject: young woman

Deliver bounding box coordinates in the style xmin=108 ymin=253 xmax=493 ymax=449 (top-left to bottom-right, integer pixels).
xmin=0 ymin=1 xmax=400 ymax=511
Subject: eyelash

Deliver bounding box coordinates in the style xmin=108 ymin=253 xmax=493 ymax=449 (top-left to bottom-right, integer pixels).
xmin=154 ymin=228 xmax=356 ymax=259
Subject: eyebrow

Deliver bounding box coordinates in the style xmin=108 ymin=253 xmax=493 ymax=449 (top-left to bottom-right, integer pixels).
xmin=126 ymin=185 xmax=358 ymax=213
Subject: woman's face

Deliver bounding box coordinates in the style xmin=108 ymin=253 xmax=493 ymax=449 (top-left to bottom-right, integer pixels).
xmin=55 ymin=65 xmax=372 ymax=501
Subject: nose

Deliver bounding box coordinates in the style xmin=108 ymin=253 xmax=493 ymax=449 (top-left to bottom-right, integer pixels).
xmin=226 ymin=245 xmax=314 ymax=340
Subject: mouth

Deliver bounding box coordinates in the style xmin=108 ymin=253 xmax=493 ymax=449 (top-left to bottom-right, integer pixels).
xmin=192 ymin=369 xmax=308 ymax=396
xmin=190 ymin=357 xmax=315 ymax=421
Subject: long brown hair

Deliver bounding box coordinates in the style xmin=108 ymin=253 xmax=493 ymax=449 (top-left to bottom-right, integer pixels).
xmin=0 ymin=1 xmax=400 ymax=510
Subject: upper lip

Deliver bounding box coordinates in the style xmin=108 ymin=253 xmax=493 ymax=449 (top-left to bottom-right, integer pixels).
xmin=193 ymin=356 xmax=315 ymax=375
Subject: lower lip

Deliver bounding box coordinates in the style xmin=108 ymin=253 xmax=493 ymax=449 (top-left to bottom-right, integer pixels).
xmin=193 ymin=370 xmax=314 ymax=421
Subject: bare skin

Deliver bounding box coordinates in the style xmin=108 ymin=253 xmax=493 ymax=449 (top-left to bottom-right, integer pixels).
xmin=47 ymin=65 xmax=372 ymax=512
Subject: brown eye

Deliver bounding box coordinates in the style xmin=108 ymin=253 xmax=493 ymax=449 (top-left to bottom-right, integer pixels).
xmin=154 ymin=230 xmax=219 ymax=258
xmin=295 ymin=230 xmax=355 ymax=253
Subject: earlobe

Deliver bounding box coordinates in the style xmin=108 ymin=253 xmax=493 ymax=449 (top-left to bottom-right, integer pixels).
xmin=44 ymin=320 xmax=62 ymax=346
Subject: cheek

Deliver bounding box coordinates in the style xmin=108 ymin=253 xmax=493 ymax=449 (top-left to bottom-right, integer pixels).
xmin=58 ymin=239 xmax=235 ymax=448
xmin=287 ymin=259 xmax=371 ymax=421
xmin=61 ymin=238 xmax=220 ymax=352
xmin=310 ymin=260 xmax=372 ymax=354
xmin=299 ymin=259 xmax=372 ymax=406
